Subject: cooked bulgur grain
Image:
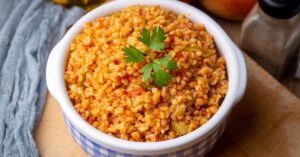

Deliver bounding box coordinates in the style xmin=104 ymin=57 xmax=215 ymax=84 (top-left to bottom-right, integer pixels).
xmin=64 ymin=5 xmax=228 ymax=142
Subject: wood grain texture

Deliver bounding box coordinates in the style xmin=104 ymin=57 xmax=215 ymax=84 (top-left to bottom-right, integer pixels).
xmin=34 ymin=17 xmax=300 ymax=157
xmin=34 ymin=95 xmax=86 ymax=157
xmin=207 ymin=55 xmax=300 ymax=157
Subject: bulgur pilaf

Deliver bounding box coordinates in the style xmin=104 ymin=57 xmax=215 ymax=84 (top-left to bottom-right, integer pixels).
xmin=64 ymin=6 xmax=228 ymax=142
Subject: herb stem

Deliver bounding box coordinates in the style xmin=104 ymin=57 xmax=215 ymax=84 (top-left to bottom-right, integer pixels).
xmin=146 ymin=49 xmax=154 ymax=60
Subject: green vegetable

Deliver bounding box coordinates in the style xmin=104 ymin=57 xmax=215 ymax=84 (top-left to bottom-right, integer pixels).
xmin=141 ymin=61 xmax=154 ymax=81
xmin=152 ymin=64 xmax=171 ymax=87
xmin=173 ymin=105 xmax=186 ymax=116
xmin=139 ymin=82 xmax=152 ymax=91
xmin=122 ymin=46 xmax=144 ymax=63
xmin=157 ymin=54 xmax=177 ymax=70
xmin=184 ymin=46 xmax=201 ymax=52
xmin=138 ymin=27 xmax=166 ymax=52
xmin=138 ymin=28 xmax=151 ymax=47
xmin=171 ymin=121 xmax=189 ymax=136
xmin=76 ymin=74 xmax=86 ymax=86
xmin=122 ymin=27 xmax=177 ymax=87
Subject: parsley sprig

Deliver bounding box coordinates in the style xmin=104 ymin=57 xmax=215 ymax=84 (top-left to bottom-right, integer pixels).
xmin=122 ymin=26 xmax=177 ymax=87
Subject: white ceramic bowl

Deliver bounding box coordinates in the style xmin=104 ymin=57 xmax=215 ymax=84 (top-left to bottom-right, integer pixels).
xmin=46 ymin=0 xmax=247 ymax=156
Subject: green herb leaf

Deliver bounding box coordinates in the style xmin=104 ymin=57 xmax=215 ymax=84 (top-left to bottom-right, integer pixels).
xmin=149 ymin=26 xmax=166 ymax=52
xmin=122 ymin=45 xmax=144 ymax=63
xmin=138 ymin=28 xmax=151 ymax=47
xmin=153 ymin=64 xmax=171 ymax=87
xmin=141 ymin=61 xmax=154 ymax=81
xmin=122 ymin=26 xmax=176 ymax=87
xmin=139 ymin=82 xmax=153 ymax=91
xmin=157 ymin=54 xmax=177 ymax=70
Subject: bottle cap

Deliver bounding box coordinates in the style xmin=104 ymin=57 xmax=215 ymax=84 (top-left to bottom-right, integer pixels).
xmin=258 ymin=0 xmax=300 ymax=19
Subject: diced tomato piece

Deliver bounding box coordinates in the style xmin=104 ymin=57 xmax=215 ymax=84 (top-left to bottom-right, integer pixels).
xmin=127 ymin=88 xmax=145 ymax=97
xmin=87 ymin=117 xmax=96 ymax=124
xmin=156 ymin=136 xmax=161 ymax=141
xmin=119 ymin=74 xmax=131 ymax=80
xmin=174 ymin=51 xmax=186 ymax=60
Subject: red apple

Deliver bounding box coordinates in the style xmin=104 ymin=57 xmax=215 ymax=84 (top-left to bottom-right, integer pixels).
xmin=198 ymin=0 xmax=257 ymax=21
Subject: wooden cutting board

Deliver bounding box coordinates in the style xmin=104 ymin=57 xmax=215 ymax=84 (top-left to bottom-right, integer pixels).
xmin=34 ymin=18 xmax=300 ymax=157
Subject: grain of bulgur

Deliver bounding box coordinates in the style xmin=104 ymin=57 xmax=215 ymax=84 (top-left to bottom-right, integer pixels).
xmin=64 ymin=5 xmax=228 ymax=142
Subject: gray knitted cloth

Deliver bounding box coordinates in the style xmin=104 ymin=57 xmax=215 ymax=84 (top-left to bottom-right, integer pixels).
xmin=0 ymin=0 xmax=84 ymax=156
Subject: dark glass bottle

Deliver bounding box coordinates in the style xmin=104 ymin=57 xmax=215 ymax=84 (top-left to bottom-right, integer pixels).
xmin=240 ymin=0 xmax=300 ymax=78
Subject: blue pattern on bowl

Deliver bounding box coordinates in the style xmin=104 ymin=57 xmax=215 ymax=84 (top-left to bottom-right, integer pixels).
xmin=63 ymin=115 xmax=226 ymax=157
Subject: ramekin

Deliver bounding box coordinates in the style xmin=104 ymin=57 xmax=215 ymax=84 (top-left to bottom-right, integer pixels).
xmin=46 ymin=0 xmax=247 ymax=156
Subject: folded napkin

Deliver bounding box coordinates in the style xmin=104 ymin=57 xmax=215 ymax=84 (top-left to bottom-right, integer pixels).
xmin=0 ymin=0 xmax=84 ymax=156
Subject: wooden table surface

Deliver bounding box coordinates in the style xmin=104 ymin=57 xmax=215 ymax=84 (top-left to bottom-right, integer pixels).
xmin=34 ymin=16 xmax=300 ymax=157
